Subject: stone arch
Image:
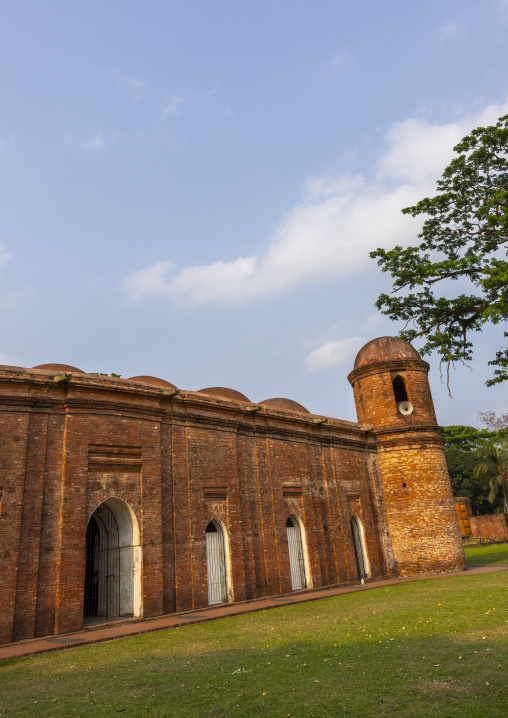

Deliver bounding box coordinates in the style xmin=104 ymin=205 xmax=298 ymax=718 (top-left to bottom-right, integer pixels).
xmin=285 ymin=513 xmax=312 ymax=590
xmin=84 ymin=497 xmax=142 ymax=621
xmin=350 ymin=513 xmax=370 ymax=580
xmin=205 ymin=518 xmax=233 ymax=605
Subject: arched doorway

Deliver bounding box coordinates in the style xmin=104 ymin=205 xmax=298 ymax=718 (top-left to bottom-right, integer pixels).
xmin=286 ymin=515 xmax=308 ymax=590
xmin=84 ymin=498 xmax=142 ymax=621
xmin=205 ymin=520 xmax=228 ymax=605
xmin=350 ymin=514 xmax=369 ymax=580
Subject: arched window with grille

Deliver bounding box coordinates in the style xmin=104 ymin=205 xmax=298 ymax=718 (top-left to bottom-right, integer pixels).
xmin=205 ymin=520 xmax=229 ymax=605
xmin=350 ymin=514 xmax=370 ymax=580
xmin=285 ymin=514 xmax=308 ymax=590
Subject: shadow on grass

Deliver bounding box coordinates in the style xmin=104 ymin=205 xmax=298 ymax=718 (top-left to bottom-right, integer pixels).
xmin=464 ymin=543 xmax=508 ymax=567
xmin=1 ymin=634 xmax=506 ymax=718
xmin=1 ymin=573 xmax=507 ymax=718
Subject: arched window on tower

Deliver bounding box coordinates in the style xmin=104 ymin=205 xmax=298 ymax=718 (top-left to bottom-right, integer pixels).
xmin=392 ymin=375 xmax=408 ymax=405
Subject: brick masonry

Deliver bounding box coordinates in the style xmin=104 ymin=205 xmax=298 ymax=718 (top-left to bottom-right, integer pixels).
xmin=469 ymin=513 xmax=508 ymax=538
xmin=0 ymin=337 xmax=465 ymax=645
xmin=348 ymin=339 xmax=465 ymax=577
xmin=454 ymin=497 xmax=473 ymax=536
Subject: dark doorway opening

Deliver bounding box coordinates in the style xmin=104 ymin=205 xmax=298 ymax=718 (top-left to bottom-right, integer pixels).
xmin=84 ymin=503 xmax=120 ymax=619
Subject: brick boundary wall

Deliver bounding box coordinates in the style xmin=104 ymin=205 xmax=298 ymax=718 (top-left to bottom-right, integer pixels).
xmin=469 ymin=513 xmax=508 ymax=538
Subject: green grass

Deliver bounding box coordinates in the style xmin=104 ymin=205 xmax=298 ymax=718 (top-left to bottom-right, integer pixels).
xmin=464 ymin=543 xmax=508 ymax=567
xmin=1 ymin=572 xmax=507 ymax=718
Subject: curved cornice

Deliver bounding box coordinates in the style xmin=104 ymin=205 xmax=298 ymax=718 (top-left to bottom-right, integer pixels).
xmin=347 ymin=358 xmax=430 ymax=385
xmin=373 ymin=423 xmax=444 ymax=449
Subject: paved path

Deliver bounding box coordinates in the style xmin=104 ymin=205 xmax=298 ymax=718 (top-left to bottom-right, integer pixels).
xmin=1 ymin=565 xmax=505 ymax=662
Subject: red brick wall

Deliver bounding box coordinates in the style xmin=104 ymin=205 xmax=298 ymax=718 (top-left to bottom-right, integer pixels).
xmin=0 ymin=361 xmax=460 ymax=645
xmin=469 ymin=513 xmax=508 ymax=537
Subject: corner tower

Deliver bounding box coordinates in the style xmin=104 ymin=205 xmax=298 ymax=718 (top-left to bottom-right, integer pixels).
xmin=348 ymin=337 xmax=465 ymax=576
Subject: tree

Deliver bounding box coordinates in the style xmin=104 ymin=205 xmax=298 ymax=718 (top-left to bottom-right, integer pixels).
xmin=371 ymin=114 xmax=508 ymax=387
xmin=442 ymin=424 xmax=494 ymax=452
xmin=443 ymin=424 xmax=504 ymax=514
xmin=474 ymin=440 xmax=508 ymax=514
xmin=476 ymin=409 xmax=508 ymax=431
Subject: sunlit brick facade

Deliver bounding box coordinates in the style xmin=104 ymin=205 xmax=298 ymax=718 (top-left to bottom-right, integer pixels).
xmin=0 ymin=337 xmax=465 ymax=646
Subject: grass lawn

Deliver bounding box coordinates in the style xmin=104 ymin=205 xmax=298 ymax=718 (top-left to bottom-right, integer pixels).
xmin=464 ymin=543 xmax=508 ymax=568
xmin=1 ymin=572 xmax=507 ymax=718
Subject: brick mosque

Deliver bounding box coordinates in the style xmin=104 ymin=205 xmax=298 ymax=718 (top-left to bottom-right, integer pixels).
xmin=0 ymin=336 xmax=465 ymax=646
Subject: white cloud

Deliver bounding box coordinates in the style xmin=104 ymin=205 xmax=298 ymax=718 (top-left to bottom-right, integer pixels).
xmin=0 ymin=245 xmax=12 ymax=269
xmin=435 ymin=18 xmax=467 ymax=42
xmin=0 ymin=286 xmax=32 ymax=309
xmin=379 ymin=100 xmax=508 ymax=183
xmin=123 ymin=97 xmax=508 ymax=308
xmin=205 ymin=82 xmax=220 ymax=98
xmin=327 ymin=51 xmax=351 ymax=78
xmin=0 ymin=135 xmax=17 ymax=155
xmin=162 ymin=95 xmax=183 ymax=116
xmin=102 ymin=67 xmax=148 ymax=95
xmin=124 ymin=260 xmax=173 ymax=303
xmin=493 ymin=0 xmax=508 ymax=20
xmin=304 ymin=337 xmax=365 ymax=373
xmin=0 ymin=245 xmax=30 ymax=308
xmin=0 ymin=351 xmax=19 ymax=366
xmin=82 ymin=131 xmax=113 ymax=152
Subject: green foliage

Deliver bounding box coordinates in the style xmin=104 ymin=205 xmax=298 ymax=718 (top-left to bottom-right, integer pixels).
xmin=2 ymin=574 xmax=507 ymax=717
xmin=474 ymin=439 xmax=508 ymax=513
xmin=442 ymin=424 xmax=495 ymax=451
xmin=91 ymin=372 xmax=122 ymax=378
xmin=443 ymin=425 xmax=507 ymax=513
xmin=371 ymin=115 xmax=508 ymax=387
xmin=445 ymin=448 xmax=491 ymax=514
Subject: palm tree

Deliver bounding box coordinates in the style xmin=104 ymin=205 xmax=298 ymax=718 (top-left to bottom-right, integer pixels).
xmin=474 ymin=440 xmax=508 ymax=514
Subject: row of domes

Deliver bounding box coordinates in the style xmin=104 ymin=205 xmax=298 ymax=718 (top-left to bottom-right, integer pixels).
xmin=30 ymin=338 xmax=421 ymax=415
xmin=30 ymin=365 xmax=311 ymax=414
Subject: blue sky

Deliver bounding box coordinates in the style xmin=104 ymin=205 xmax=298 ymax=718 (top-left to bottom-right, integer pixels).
xmin=1 ymin=0 xmax=507 ymax=425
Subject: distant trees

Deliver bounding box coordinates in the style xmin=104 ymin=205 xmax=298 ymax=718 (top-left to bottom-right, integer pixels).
xmin=476 ymin=410 xmax=508 ymax=431
xmin=444 ymin=411 xmax=508 ymax=514
xmin=474 ymin=441 xmax=508 ymax=514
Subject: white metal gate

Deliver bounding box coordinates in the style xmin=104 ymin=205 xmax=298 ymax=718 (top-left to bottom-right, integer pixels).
xmin=351 ymin=515 xmax=367 ymax=579
xmin=286 ymin=516 xmax=307 ymax=590
xmin=205 ymin=520 xmax=228 ymax=605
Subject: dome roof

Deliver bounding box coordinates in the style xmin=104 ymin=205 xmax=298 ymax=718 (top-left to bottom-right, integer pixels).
xmin=354 ymin=337 xmax=421 ymax=368
xmin=197 ymin=387 xmax=251 ymax=403
xmin=128 ymin=375 xmax=177 ymax=389
xmin=259 ymin=398 xmax=310 ymax=414
xmin=32 ymin=363 xmax=85 ymax=374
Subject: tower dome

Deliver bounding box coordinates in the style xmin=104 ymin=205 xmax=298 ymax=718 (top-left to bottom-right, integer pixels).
xmin=354 ymin=336 xmax=420 ymax=369
xmin=348 ymin=335 xmax=434 ymax=427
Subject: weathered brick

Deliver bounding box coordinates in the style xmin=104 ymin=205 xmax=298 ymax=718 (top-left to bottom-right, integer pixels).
xmin=0 ymin=339 xmax=465 ymax=645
